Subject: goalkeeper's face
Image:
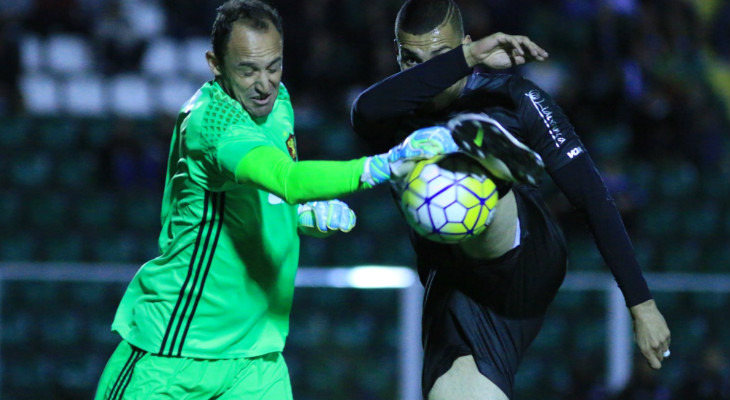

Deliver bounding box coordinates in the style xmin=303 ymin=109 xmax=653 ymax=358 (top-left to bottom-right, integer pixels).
xmin=207 ymin=22 xmax=283 ymax=118
xmin=396 ymin=21 xmax=471 ymax=111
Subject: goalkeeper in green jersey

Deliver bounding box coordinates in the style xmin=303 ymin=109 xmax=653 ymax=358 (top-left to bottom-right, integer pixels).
xmin=94 ymin=1 xmax=458 ymax=399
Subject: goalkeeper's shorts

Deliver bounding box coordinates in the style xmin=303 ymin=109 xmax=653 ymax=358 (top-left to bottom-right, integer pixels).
xmin=417 ymin=184 xmax=568 ymax=398
xmin=95 ymin=340 xmax=293 ymax=400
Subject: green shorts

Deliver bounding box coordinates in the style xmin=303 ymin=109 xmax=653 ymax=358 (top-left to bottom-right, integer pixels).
xmin=95 ymin=341 xmax=293 ymax=400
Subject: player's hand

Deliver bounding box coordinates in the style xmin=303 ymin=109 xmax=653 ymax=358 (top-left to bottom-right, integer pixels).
xmin=362 ymin=126 xmax=459 ymax=186
xmin=463 ymin=32 xmax=549 ymax=69
xmin=630 ymin=299 xmax=671 ymax=369
xmin=298 ymin=200 xmax=356 ymax=237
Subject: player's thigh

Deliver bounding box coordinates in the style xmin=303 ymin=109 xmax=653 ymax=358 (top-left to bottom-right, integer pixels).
xmin=96 ymin=341 xmax=230 ymax=400
xmin=95 ymin=341 xmax=178 ymax=400
xmin=95 ymin=341 xmax=137 ymax=400
xmin=219 ymin=352 xmax=293 ymax=400
xmin=428 ymin=355 xmax=509 ymax=400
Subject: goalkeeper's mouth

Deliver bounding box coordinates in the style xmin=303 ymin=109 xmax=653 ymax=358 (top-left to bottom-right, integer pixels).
xmin=252 ymin=93 xmax=273 ymax=106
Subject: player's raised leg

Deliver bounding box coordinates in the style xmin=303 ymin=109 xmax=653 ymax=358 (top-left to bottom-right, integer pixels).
xmin=428 ymin=355 xmax=509 ymax=400
xmin=448 ymin=113 xmax=544 ymax=186
xmin=458 ymin=190 xmax=519 ymax=260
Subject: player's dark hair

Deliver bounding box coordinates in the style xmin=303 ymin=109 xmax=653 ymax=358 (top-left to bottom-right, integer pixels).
xmin=211 ymin=0 xmax=283 ymax=64
xmin=395 ymin=0 xmax=464 ymax=38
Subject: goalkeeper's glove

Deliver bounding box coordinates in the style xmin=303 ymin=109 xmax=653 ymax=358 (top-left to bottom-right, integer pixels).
xmin=298 ymin=199 xmax=356 ymax=237
xmin=361 ymin=125 xmax=458 ymax=187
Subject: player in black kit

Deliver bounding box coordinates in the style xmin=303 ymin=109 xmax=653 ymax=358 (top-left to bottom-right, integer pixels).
xmin=350 ymin=1 xmax=671 ymax=399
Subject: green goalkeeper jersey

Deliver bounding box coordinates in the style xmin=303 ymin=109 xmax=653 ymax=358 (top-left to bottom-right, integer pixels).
xmin=113 ymin=81 xmax=304 ymax=359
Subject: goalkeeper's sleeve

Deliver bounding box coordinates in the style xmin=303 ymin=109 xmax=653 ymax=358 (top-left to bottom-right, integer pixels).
xmin=234 ymin=145 xmax=369 ymax=205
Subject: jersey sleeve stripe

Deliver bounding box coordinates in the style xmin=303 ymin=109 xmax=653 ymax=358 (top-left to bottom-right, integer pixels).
xmin=158 ymin=191 xmax=210 ymax=355
xmin=177 ymin=192 xmax=226 ymax=356
xmin=167 ymin=192 xmax=220 ymax=355
xmin=159 ymin=191 xmax=225 ymax=357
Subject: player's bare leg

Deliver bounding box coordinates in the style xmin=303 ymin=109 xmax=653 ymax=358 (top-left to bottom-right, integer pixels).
xmin=459 ymin=190 xmax=519 ymax=260
xmin=428 ymin=355 xmax=509 ymax=400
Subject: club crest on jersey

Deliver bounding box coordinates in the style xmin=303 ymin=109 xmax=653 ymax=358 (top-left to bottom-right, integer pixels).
xmin=285 ymin=134 xmax=297 ymax=161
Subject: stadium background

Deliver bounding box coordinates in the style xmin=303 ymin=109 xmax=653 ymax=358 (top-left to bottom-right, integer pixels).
xmin=1 ymin=0 xmax=729 ymax=399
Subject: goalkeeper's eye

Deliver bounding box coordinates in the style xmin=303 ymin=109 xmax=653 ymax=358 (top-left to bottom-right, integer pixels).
xmin=266 ymin=60 xmax=282 ymax=75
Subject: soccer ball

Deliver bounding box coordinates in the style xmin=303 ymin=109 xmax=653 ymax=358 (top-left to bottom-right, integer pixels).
xmin=399 ymin=154 xmax=499 ymax=243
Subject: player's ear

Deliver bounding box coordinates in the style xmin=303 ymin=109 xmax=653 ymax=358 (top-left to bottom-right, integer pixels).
xmin=393 ymin=38 xmax=401 ymax=61
xmin=462 ymin=35 xmax=472 ymax=45
xmin=206 ymin=51 xmax=223 ymax=77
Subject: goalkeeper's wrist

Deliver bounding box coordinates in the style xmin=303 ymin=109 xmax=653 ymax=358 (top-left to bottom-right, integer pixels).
xmin=361 ymin=154 xmax=390 ymax=188
xmin=296 ymin=203 xmax=315 ymax=228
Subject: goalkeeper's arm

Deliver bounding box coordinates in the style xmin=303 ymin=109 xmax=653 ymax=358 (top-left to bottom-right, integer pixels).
xmin=234 ymin=125 xmax=459 ymax=205
xmin=234 ymin=147 xmax=369 ymax=205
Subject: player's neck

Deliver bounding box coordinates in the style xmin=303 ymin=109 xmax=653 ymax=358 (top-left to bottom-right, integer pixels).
xmin=216 ymin=78 xmax=233 ymax=99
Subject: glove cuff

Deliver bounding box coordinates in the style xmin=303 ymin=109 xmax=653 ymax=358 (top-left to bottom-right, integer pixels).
xmin=361 ymin=154 xmax=390 ymax=187
xmin=297 ymin=203 xmax=315 ymax=228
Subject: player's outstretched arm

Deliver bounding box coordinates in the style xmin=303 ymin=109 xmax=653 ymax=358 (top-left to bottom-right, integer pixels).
xmin=233 ymin=126 xmax=458 ymax=204
xmin=630 ymin=299 xmax=671 ymax=369
xmin=298 ymin=199 xmax=356 ymax=238
xmin=463 ymin=32 xmax=549 ymax=70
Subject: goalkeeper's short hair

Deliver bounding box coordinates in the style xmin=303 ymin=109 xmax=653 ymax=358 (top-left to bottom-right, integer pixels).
xmin=211 ymin=0 xmax=283 ymax=65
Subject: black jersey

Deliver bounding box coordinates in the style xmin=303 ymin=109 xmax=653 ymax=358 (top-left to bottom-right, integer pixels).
xmin=351 ymin=46 xmax=651 ymax=307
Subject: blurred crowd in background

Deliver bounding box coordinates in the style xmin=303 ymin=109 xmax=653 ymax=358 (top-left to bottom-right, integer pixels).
xmin=1 ymin=0 xmax=730 ymax=399
xmin=1 ymin=0 xmax=729 ymax=168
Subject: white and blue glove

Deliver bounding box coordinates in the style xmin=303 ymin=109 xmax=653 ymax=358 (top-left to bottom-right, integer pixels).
xmin=362 ymin=125 xmax=459 ymax=187
xmin=298 ymin=199 xmax=356 ymax=237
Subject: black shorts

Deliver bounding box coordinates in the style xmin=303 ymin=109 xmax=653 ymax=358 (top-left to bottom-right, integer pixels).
xmin=414 ymin=185 xmax=568 ymax=398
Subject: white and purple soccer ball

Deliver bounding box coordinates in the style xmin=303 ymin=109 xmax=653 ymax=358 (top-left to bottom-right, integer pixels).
xmin=399 ymin=154 xmax=499 ymax=243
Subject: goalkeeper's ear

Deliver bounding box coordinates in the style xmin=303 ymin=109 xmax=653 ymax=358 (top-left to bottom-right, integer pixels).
xmin=207 ymin=51 xmax=223 ymax=77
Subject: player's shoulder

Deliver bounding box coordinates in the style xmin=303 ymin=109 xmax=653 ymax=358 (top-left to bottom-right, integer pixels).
xmin=208 ymin=81 xmax=251 ymax=124
xmin=184 ymin=81 xmax=253 ymax=139
xmin=466 ymin=72 xmax=513 ymax=92
xmin=271 ymin=82 xmax=294 ymax=123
